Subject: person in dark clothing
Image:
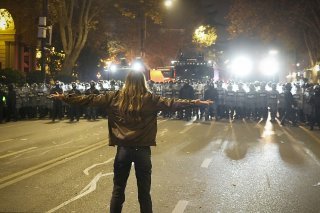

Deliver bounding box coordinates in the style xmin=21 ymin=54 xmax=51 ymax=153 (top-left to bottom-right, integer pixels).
xmin=179 ymin=81 xmax=195 ymax=120
xmin=68 ymin=82 xmax=82 ymax=122
xmin=85 ymin=81 xmax=100 ymax=120
xmin=280 ymin=83 xmax=297 ymax=126
xmin=51 ymin=71 xmax=212 ymax=213
xmin=309 ymin=85 xmax=320 ymax=130
xmin=6 ymin=84 xmax=17 ymax=122
xmin=204 ymin=83 xmax=218 ymax=120
xmin=0 ymin=86 xmax=6 ymax=123
xmin=50 ymin=81 xmax=64 ymax=122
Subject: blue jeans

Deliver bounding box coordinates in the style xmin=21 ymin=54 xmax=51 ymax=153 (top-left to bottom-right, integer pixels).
xmin=110 ymin=146 xmax=152 ymax=213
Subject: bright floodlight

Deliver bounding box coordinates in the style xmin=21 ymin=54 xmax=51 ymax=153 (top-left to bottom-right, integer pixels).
xmin=231 ymin=56 xmax=253 ymax=76
xmin=164 ymin=0 xmax=173 ymax=8
xmin=259 ymin=57 xmax=279 ymax=75
xmin=132 ymin=61 xmax=144 ymax=72
xmin=110 ymin=64 xmax=117 ymax=72
xmin=269 ymin=50 xmax=278 ymax=55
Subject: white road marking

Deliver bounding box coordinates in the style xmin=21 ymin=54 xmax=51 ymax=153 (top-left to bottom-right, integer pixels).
xmin=0 ymin=139 xmax=14 ymax=144
xmin=172 ymin=200 xmax=189 ymax=213
xmin=157 ymin=119 xmax=167 ymax=124
xmin=201 ymin=158 xmax=213 ymax=168
xmin=46 ymin=172 xmax=113 ymax=213
xmin=83 ymin=158 xmax=114 ymax=175
xmin=179 ymin=123 xmax=198 ymax=134
xmin=159 ymin=128 xmax=168 ymax=137
xmin=0 ymin=147 xmax=37 ymax=159
xmin=0 ymin=142 xmax=106 ymax=190
xmin=303 ymin=148 xmax=320 ymax=167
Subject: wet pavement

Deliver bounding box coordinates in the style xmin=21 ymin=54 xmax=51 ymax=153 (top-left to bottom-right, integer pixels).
xmin=0 ymin=117 xmax=319 ymax=212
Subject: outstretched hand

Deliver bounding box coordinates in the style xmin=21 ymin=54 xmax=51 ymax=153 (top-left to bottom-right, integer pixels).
xmin=193 ymin=99 xmax=214 ymax=105
xmin=49 ymin=92 xmax=64 ymax=100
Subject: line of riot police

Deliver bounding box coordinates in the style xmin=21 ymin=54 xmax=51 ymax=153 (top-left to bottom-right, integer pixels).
xmin=148 ymin=80 xmax=320 ymax=130
xmin=0 ymin=79 xmax=319 ymax=130
xmin=0 ymin=80 xmax=124 ymax=123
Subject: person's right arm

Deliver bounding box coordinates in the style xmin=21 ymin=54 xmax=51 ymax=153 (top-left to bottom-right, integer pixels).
xmin=51 ymin=91 xmax=115 ymax=108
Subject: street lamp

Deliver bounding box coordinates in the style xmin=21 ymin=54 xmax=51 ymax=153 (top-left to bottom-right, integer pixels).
xmin=139 ymin=0 xmax=176 ymax=58
xmin=164 ymin=0 xmax=173 ymax=8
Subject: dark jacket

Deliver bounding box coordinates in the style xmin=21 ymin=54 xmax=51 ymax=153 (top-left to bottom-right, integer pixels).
xmin=63 ymin=91 xmax=195 ymax=147
xmin=179 ymin=84 xmax=194 ymax=99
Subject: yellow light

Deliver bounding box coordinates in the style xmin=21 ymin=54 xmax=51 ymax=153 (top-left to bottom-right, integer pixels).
xmin=0 ymin=9 xmax=15 ymax=30
xmin=164 ymin=0 xmax=173 ymax=7
xmin=0 ymin=17 xmax=6 ymax=30
xmin=193 ymin=25 xmax=217 ymax=47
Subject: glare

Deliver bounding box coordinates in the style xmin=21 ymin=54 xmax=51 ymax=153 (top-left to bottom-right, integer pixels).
xmin=132 ymin=61 xmax=144 ymax=72
xmin=164 ymin=0 xmax=173 ymax=7
xmin=269 ymin=50 xmax=278 ymax=55
xmin=110 ymin=64 xmax=117 ymax=72
xmin=231 ymin=56 xmax=253 ymax=76
xmin=259 ymin=57 xmax=279 ymax=75
xmin=0 ymin=17 xmax=6 ymax=30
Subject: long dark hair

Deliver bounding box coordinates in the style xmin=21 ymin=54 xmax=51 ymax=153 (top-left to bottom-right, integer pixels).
xmin=118 ymin=71 xmax=148 ymax=120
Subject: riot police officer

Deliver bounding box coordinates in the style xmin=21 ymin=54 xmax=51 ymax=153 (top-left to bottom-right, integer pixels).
xmin=277 ymin=84 xmax=286 ymax=120
xmin=309 ymin=85 xmax=320 ymax=130
xmin=216 ymin=81 xmax=226 ymax=120
xmin=68 ymin=82 xmax=82 ymax=122
xmin=293 ymin=84 xmax=304 ymax=122
xmin=280 ymin=83 xmax=297 ymax=126
xmin=6 ymin=84 xmax=17 ymax=122
xmin=204 ymin=82 xmax=217 ymax=120
xmin=50 ymin=81 xmax=64 ymax=122
xmin=179 ymin=80 xmax=194 ymax=120
xmin=256 ymin=82 xmax=268 ymax=120
xmin=225 ymin=83 xmax=236 ymax=120
xmin=268 ymin=83 xmax=279 ymax=122
xmin=0 ymin=85 xmax=6 ymax=123
xmin=163 ymin=81 xmax=174 ymax=118
xmin=245 ymin=84 xmax=257 ymax=120
xmin=85 ymin=81 xmax=99 ymax=120
xmin=235 ymin=83 xmax=246 ymax=120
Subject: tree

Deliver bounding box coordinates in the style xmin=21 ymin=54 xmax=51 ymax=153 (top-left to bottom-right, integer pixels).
xmin=50 ymin=0 xmax=110 ymax=75
xmin=192 ymin=25 xmax=218 ymax=48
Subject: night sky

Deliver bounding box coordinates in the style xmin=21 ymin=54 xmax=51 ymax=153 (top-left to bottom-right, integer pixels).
xmin=165 ymin=0 xmax=232 ymax=39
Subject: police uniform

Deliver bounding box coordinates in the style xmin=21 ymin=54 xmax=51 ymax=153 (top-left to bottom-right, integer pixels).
xmin=245 ymin=85 xmax=257 ymax=120
xmin=256 ymin=85 xmax=268 ymax=120
xmin=235 ymin=84 xmax=246 ymax=119
xmin=216 ymin=82 xmax=226 ymax=120
xmin=85 ymin=82 xmax=100 ymax=120
xmin=225 ymin=84 xmax=236 ymax=119
xmin=68 ymin=83 xmax=82 ymax=122
xmin=267 ymin=85 xmax=279 ymax=122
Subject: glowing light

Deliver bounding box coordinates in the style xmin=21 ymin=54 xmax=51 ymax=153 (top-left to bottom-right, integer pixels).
xmin=259 ymin=57 xmax=279 ymax=75
xmin=0 ymin=17 xmax=6 ymax=30
xmin=110 ymin=64 xmax=117 ymax=72
xmin=231 ymin=56 xmax=253 ymax=76
xmin=0 ymin=9 xmax=15 ymax=30
xmin=96 ymin=72 xmax=101 ymax=79
xmin=132 ymin=61 xmax=144 ymax=72
xmin=269 ymin=50 xmax=278 ymax=55
xmin=164 ymin=0 xmax=173 ymax=7
xmin=193 ymin=25 xmax=218 ymax=47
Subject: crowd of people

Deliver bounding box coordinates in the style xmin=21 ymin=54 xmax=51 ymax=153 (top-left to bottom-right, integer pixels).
xmin=0 ymin=79 xmax=319 ymax=130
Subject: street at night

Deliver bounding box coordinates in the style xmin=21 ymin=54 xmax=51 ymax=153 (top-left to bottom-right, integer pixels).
xmin=0 ymin=118 xmax=319 ymax=212
xmin=1 ymin=0 xmax=320 ymax=212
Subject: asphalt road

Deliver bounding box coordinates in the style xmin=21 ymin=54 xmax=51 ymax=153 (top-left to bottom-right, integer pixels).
xmin=0 ymin=117 xmax=320 ymax=213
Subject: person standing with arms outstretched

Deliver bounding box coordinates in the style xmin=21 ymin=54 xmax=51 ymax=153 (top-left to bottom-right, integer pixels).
xmin=51 ymin=70 xmax=212 ymax=213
